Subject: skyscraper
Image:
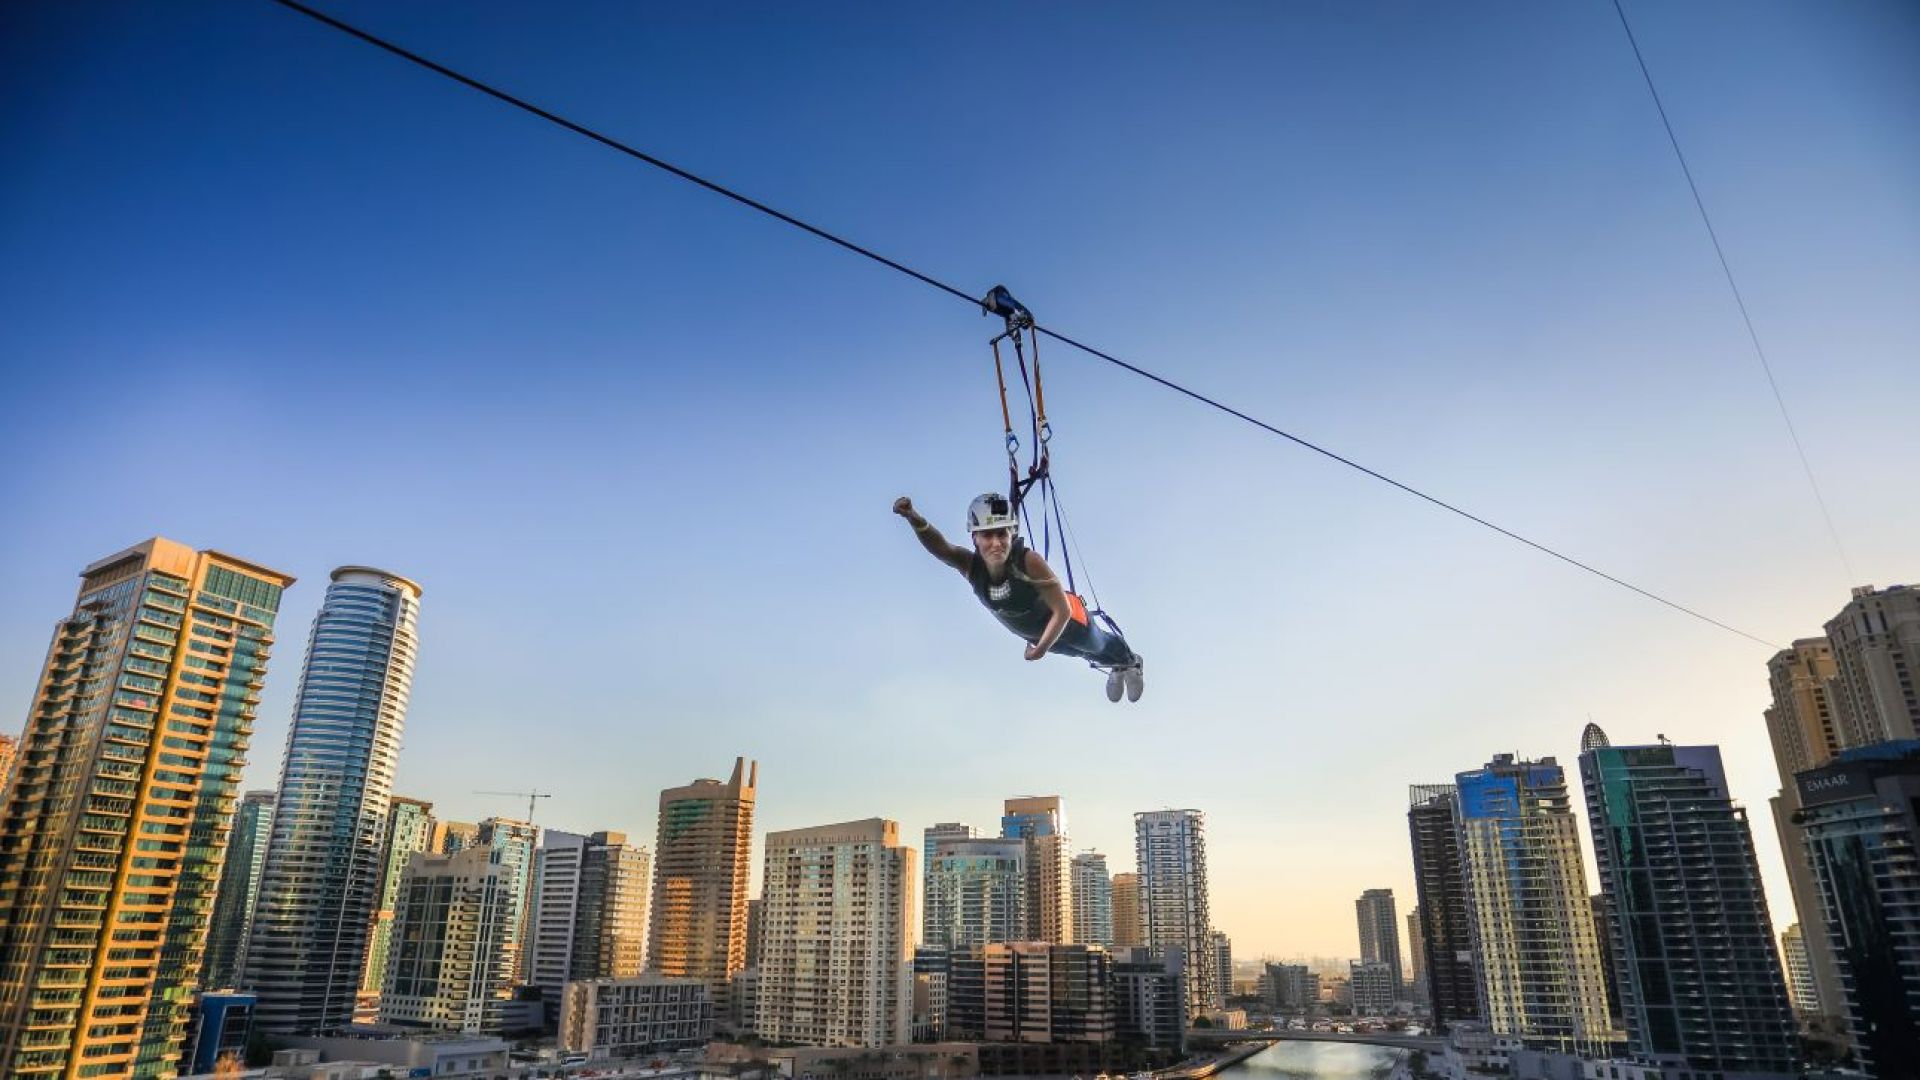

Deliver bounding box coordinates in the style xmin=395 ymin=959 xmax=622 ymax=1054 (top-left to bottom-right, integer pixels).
xmin=756 ymin=818 xmax=914 ymax=1047
xmin=1110 ymin=872 xmax=1142 ymax=948
xmin=1003 ymin=796 xmax=1073 ymax=943
xmin=1823 ymin=584 xmax=1920 ymax=744
xmin=1354 ymin=889 xmax=1402 ymax=998
xmin=1210 ymin=929 xmax=1232 ymax=1008
xmin=530 ymin=830 xmax=589 ymax=1023
xmin=246 ymin=566 xmax=422 ymax=1035
xmin=1134 ymin=809 xmax=1214 ymax=1017
xmin=923 ymin=838 xmax=1027 ymax=948
xmin=1071 ymin=852 xmax=1113 ymax=947
xmin=1793 ymin=741 xmax=1920 ymax=1075
xmin=477 ymin=816 xmax=538 ymax=985
xmin=1763 ymin=638 xmax=1850 ymax=1026
xmin=361 ymin=795 xmax=435 ymax=1015
xmin=380 ymin=848 xmax=512 ymax=1034
xmin=0 ymin=733 xmax=15 ymax=793
xmin=1406 ymin=784 xmax=1478 ymax=1029
xmin=573 ymin=831 xmax=651 ymax=981
xmin=529 ymin=829 xmax=652 ymax=1023
xmin=1579 ymin=728 xmax=1797 ymax=1076
xmin=0 ymin=538 xmax=293 ymax=1079
xmin=205 ymin=790 xmax=277 ymax=990
xmin=1405 ymin=908 xmax=1426 ymax=1004
xmin=649 ymin=757 xmax=756 ymax=1010
xmin=1454 ymin=754 xmax=1611 ymax=1050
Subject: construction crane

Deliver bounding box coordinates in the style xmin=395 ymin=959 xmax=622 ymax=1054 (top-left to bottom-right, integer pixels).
xmin=474 ymin=788 xmax=551 ymax=827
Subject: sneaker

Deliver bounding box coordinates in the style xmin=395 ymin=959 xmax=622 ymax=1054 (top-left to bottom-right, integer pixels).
xmin=1105 ymin=667 xmax=1125 ymax=703
xmin=1124 ymin=658 xmax=1145 ymax=703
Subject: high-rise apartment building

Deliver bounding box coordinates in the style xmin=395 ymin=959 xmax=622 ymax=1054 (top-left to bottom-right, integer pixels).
xmin=649 ymin=758 xmax=756 ymax=1009
xmin=982 ymin=943 xmax=1113 ymax=1043
xmin=1780 ymin=925 xmax=1818 ymax=1021
xmin=205 ymin=790 xmax=277 ymax=990
xmin=1002 ymin=797 xmax=1073 ymax=944
xmin=529 ymin=829 xmax=651 ymax=1025
xmin=1763 ymin=638 xmax=1849 ymax=1026
xmin=1209 ymin=930 xmax=1232 ymax=1007
xmin=530 ymin=830 xmax=588 ymax=1023
xmin=1824 ymin=584 xmax=1920 ymax=744
xmin=1354 ymin=889 xmax=1402 ymax=998
xmin=1134 ymin=809 xmax=1214 ymax=1017
xmin=1454 ymin=754 xmax=1611 ymax=1050
xmin=379 ymin=848 xmax=511 ymax=1034
xmin=1579 ymin=729 xmax=1796 ymax=1076
xmin=755 ymin=818 xmax=913 ymax=1048
xmin=246 ymin=566 xmax=422 ymax=1035
xmin=1110 ymin=872 xmax=1142 ymax=948
xmin=1793 ymin=741 xmax=1920 ymax=1075
xmin=573 ymin=831 xmax=650 ymax=981
xmin=0 ymin=539 xmax=292 ymax=1080
xmin=1405 ymin=908 xmax=1425 ymax=1002
xmin=476 ymin=817 xmax=537 ymax=987
xmin=1406 ymin=784 xmax=1478 ymax=1029
xmin=924 ymin=838 xmax=1026 ymax=948
xmin=361 ymin=795 xmax=434 ymax=1015
xmin=1070 ymin=852 xmax=1112 ymax=947
xmin=0 ymin=733 xmax=15 ymax=794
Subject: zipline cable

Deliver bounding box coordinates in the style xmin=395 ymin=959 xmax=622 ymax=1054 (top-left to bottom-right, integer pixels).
xmin=1610 ymin=0 xmax=1856 ymax=587
xmin=269 ymin=0 xmax=1781 ymax=650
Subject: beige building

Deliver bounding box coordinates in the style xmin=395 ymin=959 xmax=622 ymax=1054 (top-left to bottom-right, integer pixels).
xmin=983 ymin=942 xmax=1113 ymax=1043
xmin=649 ymin=758 xmax=756 ymax=1012
xmin=1002 ymin=797 xmax=1073 ymax=944
xmin=380 ymin=848 xmax=512 ymax=1033
xmin=1763 ymin=638 xmax=1849 ymax=1025
xmin=0 ymin=732 xmax=15 ymax=796
xmin=756 ymin=818 xmax=914 ymax=1047
xmin=1110 ymin=873 xmax=1142 ymax=948
xmin=1455 ymin=755 xmax=1613 ymax=1050
xmin=0 ymin=538 xmax=293 ymax=1078
xmin=1824 ymin=584 xmax=1920 ymax=743
xmin=559 ymin=973 xmax=711 ymax=1058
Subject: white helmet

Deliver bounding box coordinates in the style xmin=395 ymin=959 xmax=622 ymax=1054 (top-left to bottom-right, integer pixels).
xmin=967 ymin=493 xmax=1020 ymax=534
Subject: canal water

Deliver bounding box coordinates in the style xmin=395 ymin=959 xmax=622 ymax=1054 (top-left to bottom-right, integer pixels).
xmin=1214 ymin=1040 xmax=1406 ymax=1080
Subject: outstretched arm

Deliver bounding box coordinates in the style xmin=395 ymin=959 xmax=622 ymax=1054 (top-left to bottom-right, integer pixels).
xmin=1020 ymin=549 xmax=1073 ymax=660
xmin=894 ymin=496 xmax=971 ymax=574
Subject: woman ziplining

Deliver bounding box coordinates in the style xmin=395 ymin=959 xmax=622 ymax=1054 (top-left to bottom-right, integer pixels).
xmin=894 ymin=286 xmax=1145 ymax=703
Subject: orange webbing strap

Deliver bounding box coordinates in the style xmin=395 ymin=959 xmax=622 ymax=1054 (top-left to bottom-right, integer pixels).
xmin=1029 ymin=327 xmax=1047 ymax=434
xmin=1066 ymin=592 xmax=1089 ymax=626
xmin=991 ymin=337 xmax=1014 ymax=439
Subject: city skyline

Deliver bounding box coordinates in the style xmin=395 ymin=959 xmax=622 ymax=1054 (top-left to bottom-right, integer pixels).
xmin=5 ymin=1 xmax=1920 ymax=962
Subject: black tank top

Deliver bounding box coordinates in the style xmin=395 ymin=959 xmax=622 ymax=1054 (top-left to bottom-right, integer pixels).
xmin=968 ymin=539 xmax=1051 ymax=641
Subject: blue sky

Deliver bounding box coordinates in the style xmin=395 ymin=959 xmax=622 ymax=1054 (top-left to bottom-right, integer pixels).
xmin=3 ymin=1 xmax=1916 ymax=958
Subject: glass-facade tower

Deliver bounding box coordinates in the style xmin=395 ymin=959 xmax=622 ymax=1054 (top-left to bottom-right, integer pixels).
xmin=1407 ymin=784 xmax=1478 ymax=1029
xmin=245 ymin=567 xmax=423 ymax=1034
xmin=205 ymin=790 xmax=277 ymax=990
xmin=0 ymin=538 xmax=291 ymax=1079
xmin=1579 ymin=731 xmax=1797 ymax=1075
xmin=1454 ymin=755 xmax=1612 ymax=1050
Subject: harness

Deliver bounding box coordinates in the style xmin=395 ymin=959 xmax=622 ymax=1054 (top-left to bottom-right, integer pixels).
xmin=981 ymin=285 xmax=1122 ymax=641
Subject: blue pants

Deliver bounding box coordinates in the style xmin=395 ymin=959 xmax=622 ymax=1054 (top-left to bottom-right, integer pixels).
xmin=1046 ymin=616 xmax=1135 ymax=669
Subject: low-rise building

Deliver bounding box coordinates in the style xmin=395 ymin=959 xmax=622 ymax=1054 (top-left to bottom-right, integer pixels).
xmin=1349 ymin=960 xmax=1396 ymax=1016
xmin=560 ymin=974 xmax=713 ymax=1059
xmin=277 ymin=1029 xmax=510 ymax=1078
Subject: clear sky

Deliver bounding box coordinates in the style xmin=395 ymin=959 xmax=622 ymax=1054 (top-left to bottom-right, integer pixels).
xmin=3 ymin=1 xmax=1916 ymax=960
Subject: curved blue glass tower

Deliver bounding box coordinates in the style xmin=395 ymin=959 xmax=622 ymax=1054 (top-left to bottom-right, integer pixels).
xmin=244 ymin=567 xmax=422 ymax=1034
